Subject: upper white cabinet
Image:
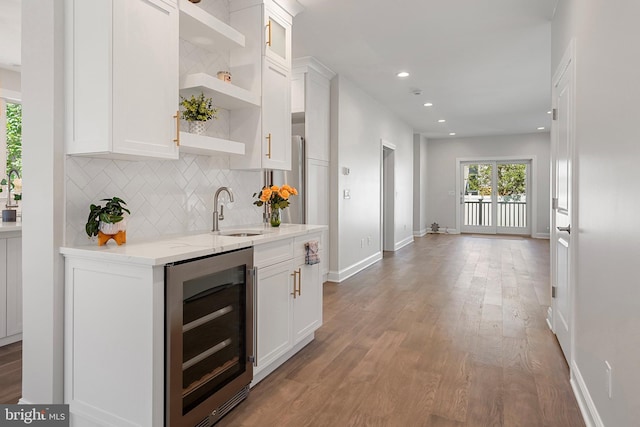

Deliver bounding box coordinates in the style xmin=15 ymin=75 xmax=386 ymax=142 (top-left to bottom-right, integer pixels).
xmin=65 ymin=0 xmax=179 ymax=160
xmin=228 ymin=0 xmax=301 ymax=170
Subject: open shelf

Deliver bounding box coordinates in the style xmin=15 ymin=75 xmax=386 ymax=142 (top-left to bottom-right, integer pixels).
xmin=180 ymin=73 xmax=261 ymax=110
xmin=179 ymin=0 xmax=245 ymax=51
xmin=179 ymin=132 xmax=245 ymax=157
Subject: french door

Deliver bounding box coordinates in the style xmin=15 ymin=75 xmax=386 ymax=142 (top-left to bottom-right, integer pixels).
xmin=460 ymin=160 xmax=531 ymax=235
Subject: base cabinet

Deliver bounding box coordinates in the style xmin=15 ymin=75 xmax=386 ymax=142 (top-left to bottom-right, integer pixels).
xmin=253 ymin=232 xmax=323 ymax=383
xmin=0 ymin=235 xmax=22 ymax=346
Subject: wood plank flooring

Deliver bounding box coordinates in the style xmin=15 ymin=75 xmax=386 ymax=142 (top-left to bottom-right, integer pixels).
xmin=219 ymin=234 xmax=585 ymax=427
xmin=0 ymin=340 xmax=21 ymax=404
xmin=0 ymin=235 xmax=584 ymax=426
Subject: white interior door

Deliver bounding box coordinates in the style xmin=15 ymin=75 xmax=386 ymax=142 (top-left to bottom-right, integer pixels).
xmin=552 ymin=43 xmax=575 ymax=363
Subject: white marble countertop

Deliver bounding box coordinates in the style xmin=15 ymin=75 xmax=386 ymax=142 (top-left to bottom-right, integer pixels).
xmin=60 ymin=223 xmax=326 ymax=266
xmin=0 ymin=219 xmax=22 ymax=235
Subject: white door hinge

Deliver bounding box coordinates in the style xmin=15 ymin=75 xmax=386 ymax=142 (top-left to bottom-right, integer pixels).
xmin=552 ymin=108 xmax=558 ymax=121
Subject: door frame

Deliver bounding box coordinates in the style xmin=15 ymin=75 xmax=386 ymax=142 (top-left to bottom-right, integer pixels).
xmin=380 ymin=140 xmax=396 ymax=252
xmin=455 ymin=155 xmax=538 ymax=236
xmin=550 ymin=39 xmax=577 ymax=365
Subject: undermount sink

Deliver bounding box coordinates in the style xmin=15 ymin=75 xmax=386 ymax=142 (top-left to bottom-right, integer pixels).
xmin=215 ymin=229 xmax=269 ymax=237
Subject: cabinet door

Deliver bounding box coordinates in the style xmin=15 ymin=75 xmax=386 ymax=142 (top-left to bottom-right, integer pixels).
xmin=0 ymin=239 xmax=6 ymax=339
xmin=255 ymin=260 xmax=293 ymax=370
xmin=292 ymin=257 xmax=321 ymax=344
xmin=264 ymin=5 xmax=291 ymax=69
xmin=6 ymin=237 xmax=21 ymax=336
xmin=112 ymin=0 xmax=179 ymax=159
xmin=262 ymin=59 xmax=291 ymax=170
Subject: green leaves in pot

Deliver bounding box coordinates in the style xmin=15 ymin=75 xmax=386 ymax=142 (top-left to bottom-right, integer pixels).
xmin=85 ymin=197 xmax=131 ymax=238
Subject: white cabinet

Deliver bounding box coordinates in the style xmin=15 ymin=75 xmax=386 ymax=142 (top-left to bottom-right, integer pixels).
xmin=255 ymin=260 xmax=293 ymax=368
xmin=0 ymin=235 xmax=22 ymax=346
xmin=261 ymin=59 xmax=292 ymax=169
xmin=229 ymin=0 xmax=301 ymax=170
xmin=253 ymin=231 xmax=323 ymax=383
xmin=292 ymin=257 xmax=321 ymax=343
xmin=263 ymin=3 xmax=292 ymax=69
xmin=65 ymin=0 xmax=179 ymax=160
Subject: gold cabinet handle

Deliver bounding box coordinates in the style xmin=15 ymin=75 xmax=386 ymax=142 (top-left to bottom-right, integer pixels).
xmin=296 ymin=268 xmax=301 ymax=296
xmin=290 ymin=270 xmax=297 ymax=299
xmin=266 ymin=20 xmax=272 ymax=46
xmin=266 ymin=133 xmax=272 ymax=158
xmin=173 ymin=110 xmax=180 ymax=146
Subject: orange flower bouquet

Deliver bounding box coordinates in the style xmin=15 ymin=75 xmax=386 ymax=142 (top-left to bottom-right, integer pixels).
xmin=253 ymin=184 xmax=298 ymax=227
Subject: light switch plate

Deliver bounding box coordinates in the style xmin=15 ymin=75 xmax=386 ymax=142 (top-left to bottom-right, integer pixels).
xmin=343 ymin=189 xmax=351 ymax=199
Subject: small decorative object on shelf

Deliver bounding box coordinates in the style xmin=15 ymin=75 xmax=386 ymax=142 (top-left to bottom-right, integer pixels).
xmin=1 ymin=170 xmax=21 ymax=222
xmin=85 ymin=197 xmax=130 ymax=246
xmin=180 ymin=93 xmax=218 ymax=136
xmin=253 ymin=184 xmax=298 ymax=228
xmin=217 ymin=71 xmax=232 ymax=83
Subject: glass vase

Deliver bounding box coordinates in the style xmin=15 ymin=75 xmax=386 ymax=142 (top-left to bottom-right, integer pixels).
xmin=270 ymin=208 xmax=281 ymax=227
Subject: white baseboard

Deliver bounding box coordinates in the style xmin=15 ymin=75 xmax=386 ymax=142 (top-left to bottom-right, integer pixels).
xmin=413 ymin=228 xmax=427 ymax=237
xmin=571 ymin=361 xmax=604 ymax=427
xmin=534 ymin=232 xmax=550 ymax=239
xmin=327 ymin=251 xmax=382 ymax=283
xmin=426 ymin=229 xmax=459 ymax=235
xmin=0 ymin=333 xmax=22 ymax=347
xmin=546 ymin=306 xmax=553 ymax=331
xmin=394 ymin=236 xmax=414 ymax=251
xmin=18 ymin=398 xmax=32 ymax=405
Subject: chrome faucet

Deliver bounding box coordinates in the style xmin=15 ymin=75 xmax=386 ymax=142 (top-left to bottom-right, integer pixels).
xmin=212 ymin=187 xmax=234 ymax=232
xmin=5 ymin=169 xmax=20 ymax=208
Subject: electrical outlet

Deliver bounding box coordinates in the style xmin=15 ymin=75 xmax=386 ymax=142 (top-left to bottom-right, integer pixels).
xmin=367 ymin=236 xmax=371 ymax=246
xmin=605 ymin=361 xmax=613 ymax=399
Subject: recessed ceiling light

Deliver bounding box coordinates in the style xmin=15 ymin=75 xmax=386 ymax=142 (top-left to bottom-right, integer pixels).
xmin=423 ymin=102 xmax=433 ymax=107
xmin=537 ymin=127 xmax=545 ymax=130
xmin=397 ymin=71 xmax=410 ymax=78
xmin=449 ymin=133 xmax=456 ymax=136
xmin=438 ymin=119 xmax=446 ymax=123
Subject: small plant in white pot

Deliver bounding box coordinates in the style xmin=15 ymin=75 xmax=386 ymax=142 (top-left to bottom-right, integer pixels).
xmin=180 ymin=93 xmax=218 ymax=135
xmin=85 ymin=197 xmax=130 ymax=246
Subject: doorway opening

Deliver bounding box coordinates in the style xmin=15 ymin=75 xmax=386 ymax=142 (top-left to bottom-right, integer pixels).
xmin=381 ymin=143 xmax=395 ymax=251
xmin=457 ymin=158 xmax=534 ymax=236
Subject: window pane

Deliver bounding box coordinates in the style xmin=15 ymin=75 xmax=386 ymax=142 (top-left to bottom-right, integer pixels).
xmin=6 ymin=102 xmax=22 ymax=175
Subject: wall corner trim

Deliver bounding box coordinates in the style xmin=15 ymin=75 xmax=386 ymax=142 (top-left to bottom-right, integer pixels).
xmin=413 ymin=228 xmax=427 ymax=237
xmin=394 ymin=236 xmax=414 ymax=251
xmin=571 ymin=361 xmax=604 ymax=427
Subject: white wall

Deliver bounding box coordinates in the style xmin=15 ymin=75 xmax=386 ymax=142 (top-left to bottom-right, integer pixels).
xmin=553 ymin=1 xmax=640 ymax=425
xmin=328 ymin=75 xmax=413 ymax=282
xmin=426 ymin=132 xmax=550 ymax=236
xmin=0 ymin=68 xmax=21 ymax=96
xmin=413 ymin=134 xmax=428 ymax=236
xmin=21 ymin=0 xmax=65 ymax=403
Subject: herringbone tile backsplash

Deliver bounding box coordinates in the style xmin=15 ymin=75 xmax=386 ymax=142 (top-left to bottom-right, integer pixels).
xmin=65 ymin=0 xmax=264 ymax=246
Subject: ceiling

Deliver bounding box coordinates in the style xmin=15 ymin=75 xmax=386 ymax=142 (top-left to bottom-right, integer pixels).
xmin=0 ymin=0 xmax=557 ymax=138
xmin=0 ymin=0 xmax=20 ymax=72
xmin=292 ymin=0 xmax=558 ymax=138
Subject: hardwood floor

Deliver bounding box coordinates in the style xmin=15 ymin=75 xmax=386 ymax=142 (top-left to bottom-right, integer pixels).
xmin=0 ymin=235 xmax=584 ymax=425
xmin=219 ymin=234 xmax=585 ymax=427
xmin=0 ymin=340 xmax=21 ymax=404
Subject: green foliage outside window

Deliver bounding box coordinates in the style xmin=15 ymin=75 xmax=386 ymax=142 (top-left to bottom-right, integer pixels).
xmin=6 ymin=102 xmax=22 ymax=175
xmin=466 ymin=163 xmax=526 ymax=200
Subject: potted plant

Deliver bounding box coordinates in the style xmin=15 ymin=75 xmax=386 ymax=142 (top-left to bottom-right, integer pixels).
xmin=253 ymin=184 xmax=298 ymax=227
xmin=180 ymin=93 xmax=218 ymax=135
xmin=85 ymin=197 xmax=130 ymax=246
